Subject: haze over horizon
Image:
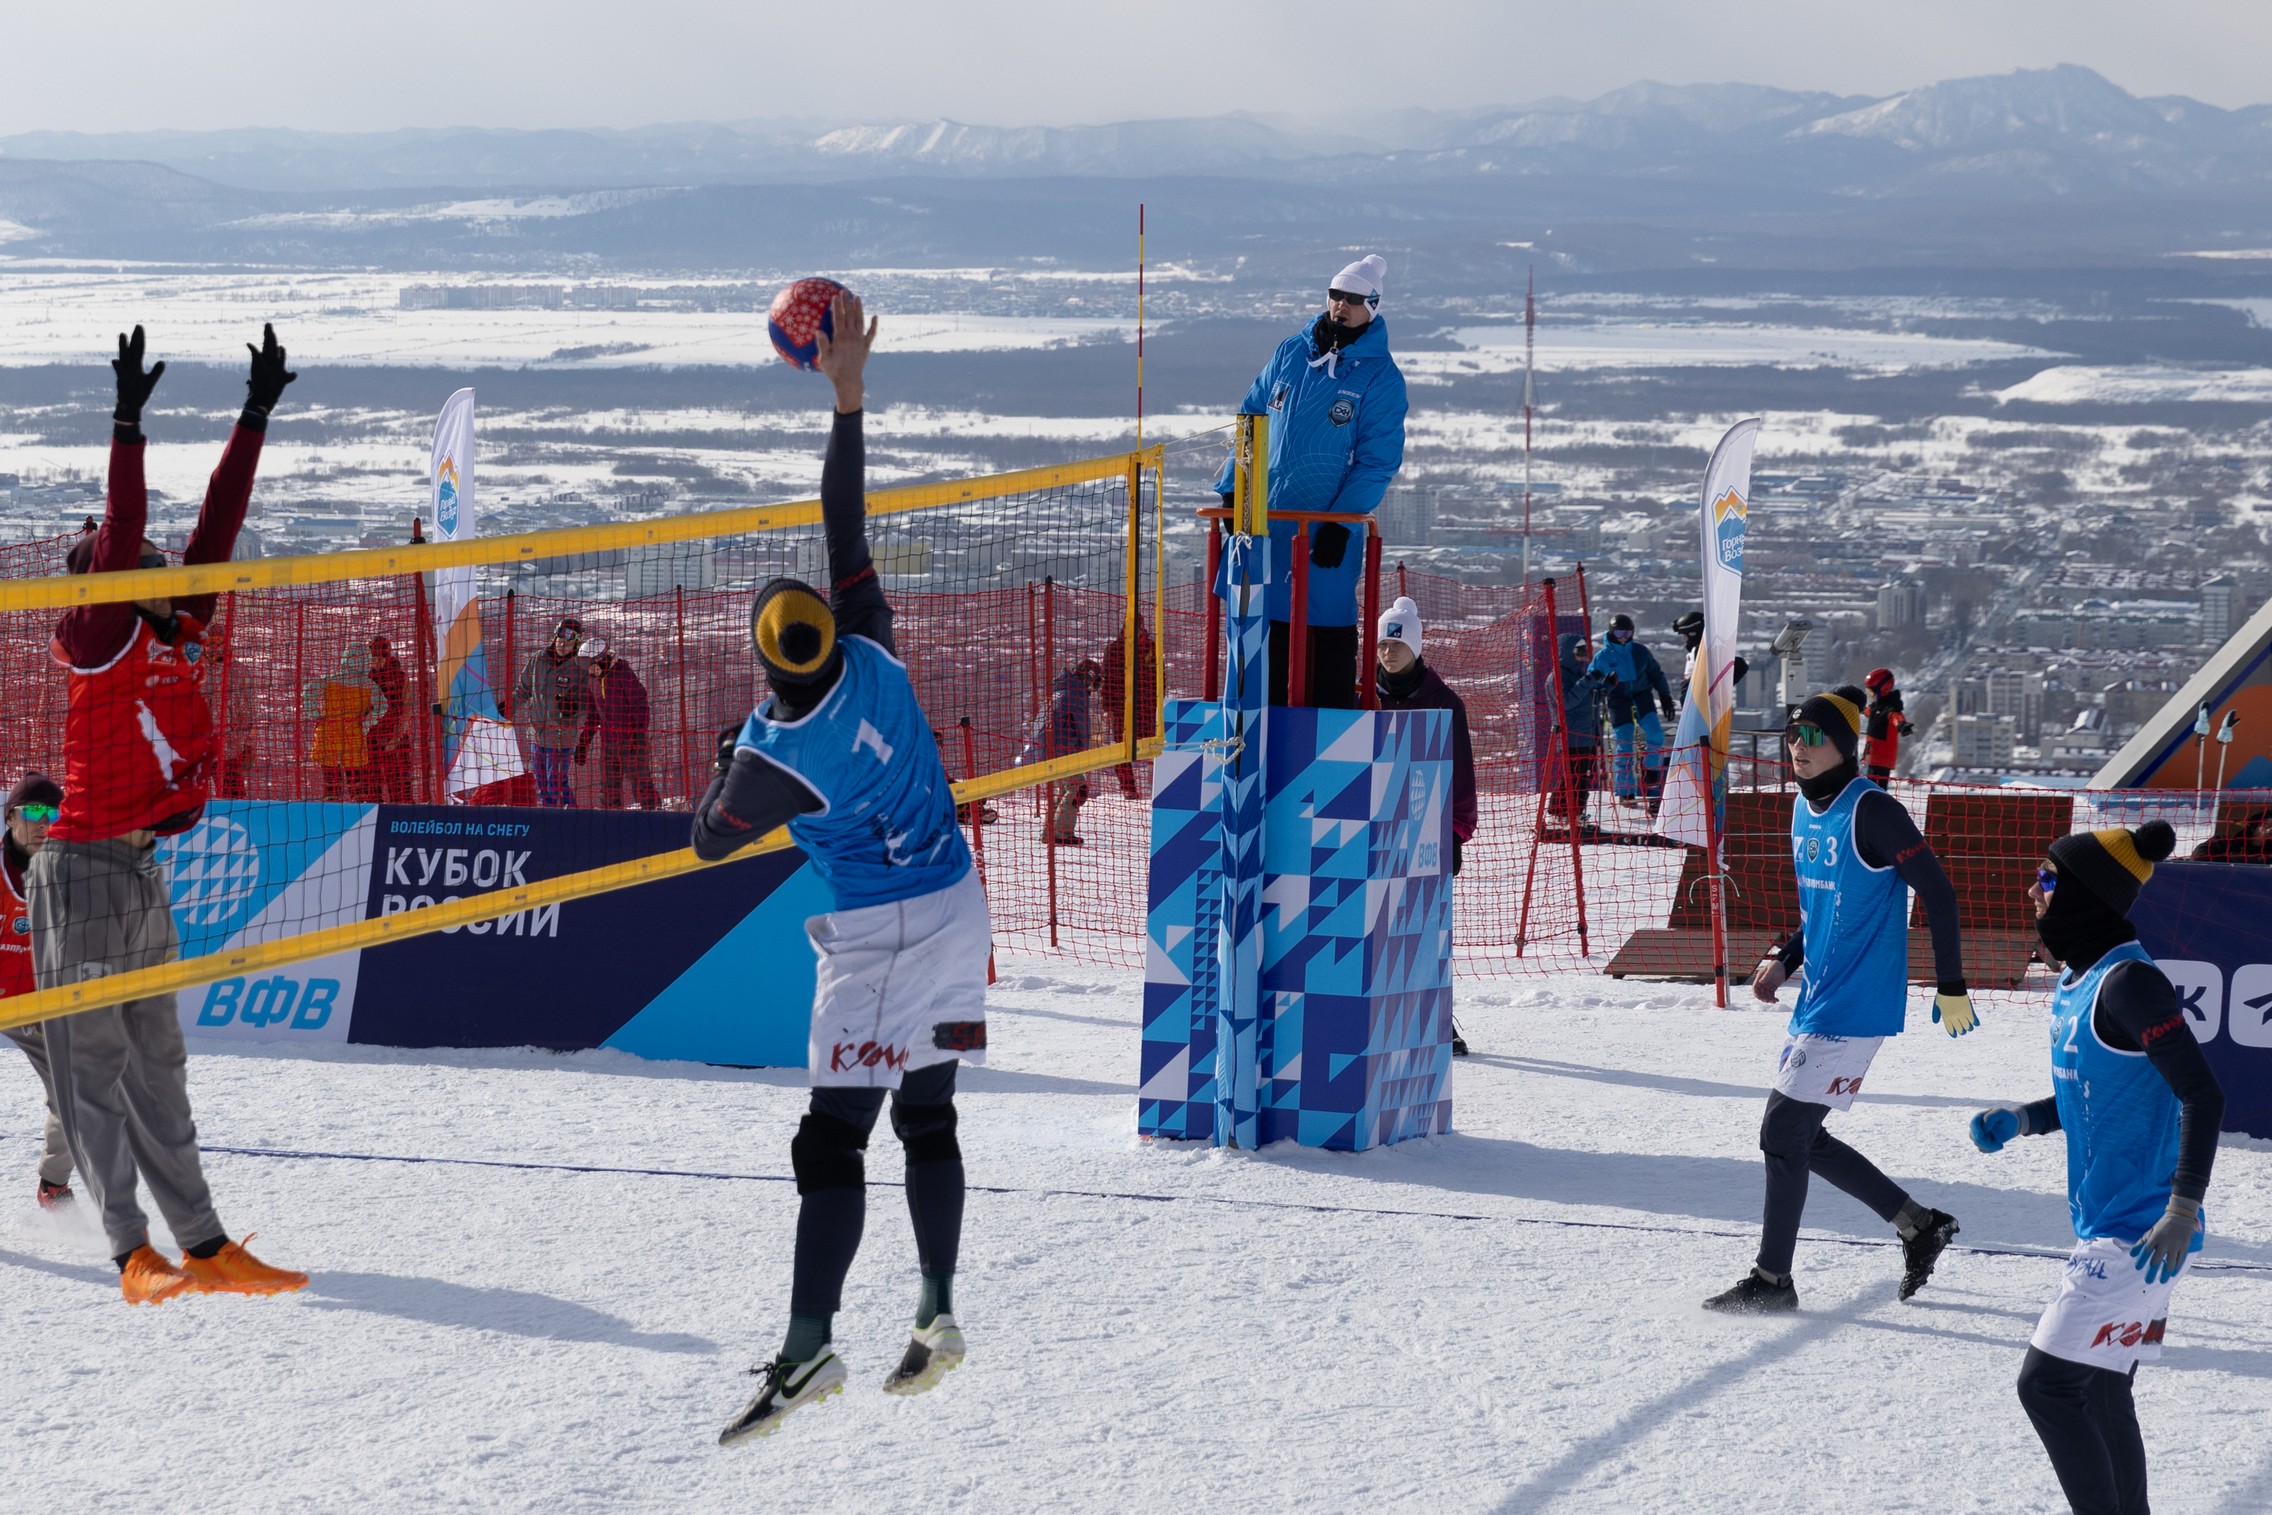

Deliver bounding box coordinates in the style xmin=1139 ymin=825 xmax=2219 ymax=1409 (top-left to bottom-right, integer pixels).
xmin=4 ymin=0 xmax=2269 ymax=135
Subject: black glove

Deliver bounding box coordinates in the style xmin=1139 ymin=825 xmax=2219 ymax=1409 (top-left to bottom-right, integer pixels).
xmin=1310 ymin=522 xmax=1351 ymax=570
xmin=714 ymin=725 xmax=742 ymax=779
xmin=113 ymin=326 xmax=165 ymax=427
xmin=1661 ymin=693 xmax=1680 ymax=721
xmin=1899 ymin=720 xmax=1915 ymax=737
xmin=1451 ymin=835 xmax=1464 ymax=876
xmin=244 ymin=323 xmax=296 ymax=415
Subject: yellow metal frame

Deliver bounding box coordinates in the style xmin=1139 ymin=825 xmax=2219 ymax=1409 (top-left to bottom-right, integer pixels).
xmin=0 ymin=447 xmax=1165 ymax=614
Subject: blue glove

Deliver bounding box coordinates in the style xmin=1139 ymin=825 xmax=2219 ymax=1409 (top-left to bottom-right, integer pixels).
xmin=1969 ymin=1107 xmax=2021 ymax=1153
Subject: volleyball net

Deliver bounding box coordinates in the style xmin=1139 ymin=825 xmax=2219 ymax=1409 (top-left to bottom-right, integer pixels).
xmin=0 ymin=445 xmax=1165 ymax=1033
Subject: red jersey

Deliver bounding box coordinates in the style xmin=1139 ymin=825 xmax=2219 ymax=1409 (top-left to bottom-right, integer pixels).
xmin=0 ymin=853 xmax=32 ymax=999
xmin=51 ymin=612 xmax=216 ymax=841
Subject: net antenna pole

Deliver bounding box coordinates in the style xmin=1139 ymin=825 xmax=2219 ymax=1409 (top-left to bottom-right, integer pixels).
xmin=1522 ymin=265 xmax=1535 ymax=590
xmin=1214 ymin=412 xmax=1268 ymax=1149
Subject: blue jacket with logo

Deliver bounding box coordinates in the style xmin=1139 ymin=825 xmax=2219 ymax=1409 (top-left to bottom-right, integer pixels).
xmin=1213 ymin=315 xmax=1408 ymax=627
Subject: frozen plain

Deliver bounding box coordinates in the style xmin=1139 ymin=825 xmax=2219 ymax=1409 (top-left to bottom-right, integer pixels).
xmin=2 ymin=959 xmax=2270 ymax=1514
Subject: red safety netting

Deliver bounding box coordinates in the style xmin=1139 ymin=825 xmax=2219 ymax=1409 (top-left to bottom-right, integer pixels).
xmin=3 ymin=519 xmax=2243 ymax=992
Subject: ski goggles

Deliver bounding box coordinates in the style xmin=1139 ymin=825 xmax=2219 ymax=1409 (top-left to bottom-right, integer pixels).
xmin=13 ymin=803 xmax=57 ymax=824
xmin=1608 ymin=628 xmax=1632 ymax=642
xmin=1783 ymin=722 xmax=1828 ymax=748
xmin=2035 ymin=867 xmax=2059 ymax=894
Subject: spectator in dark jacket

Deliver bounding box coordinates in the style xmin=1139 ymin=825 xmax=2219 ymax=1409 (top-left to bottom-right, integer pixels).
xmin=514 ymin=616 xmax=590 ymax=807
xmin=1022 ymin=660 xmax=1102 ymax=845
xmin=577 ymin=641 xmax=661 ymax=809
xmin=1550 ymin=632 xmax=1603 ymax=829
xmin=1372 ymin=597 xmax=1477 ymax=873
xmin=2191 ymin=811 xmax=2272 ymax=863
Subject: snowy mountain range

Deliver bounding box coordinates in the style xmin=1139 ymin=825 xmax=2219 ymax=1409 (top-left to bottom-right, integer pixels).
xmin=3 ymin=66 xmax=2269 ymax=274
xmin=6 ymin=66 xmax=2270 ymax=194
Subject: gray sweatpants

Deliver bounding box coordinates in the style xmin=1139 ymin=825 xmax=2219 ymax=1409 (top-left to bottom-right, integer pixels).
xmin=3 ymin=1024 xmax=75 ymax=1188
xmin=30 ymin=837 xmax=222 ymax=1258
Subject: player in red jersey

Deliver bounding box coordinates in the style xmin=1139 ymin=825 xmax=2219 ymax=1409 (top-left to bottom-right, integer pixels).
xmin=29 ymin=326 xmax=308 ymax=1305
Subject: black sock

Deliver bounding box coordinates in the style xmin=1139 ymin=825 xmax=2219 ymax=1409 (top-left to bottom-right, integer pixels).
xmin=918 ymin=1273 xmax=953 ymax=1327
xmin=113 ymin=1250 xmax=136 ymax=1273
xmin=184 ymin=1235 xmax=229 ymax=1260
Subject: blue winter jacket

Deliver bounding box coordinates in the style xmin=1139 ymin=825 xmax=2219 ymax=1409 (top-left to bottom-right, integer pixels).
xmin=1212 ymin=314 xmax=1409 ymax=627
xmin=1584 ymin=638 xmax=1676 ymax=727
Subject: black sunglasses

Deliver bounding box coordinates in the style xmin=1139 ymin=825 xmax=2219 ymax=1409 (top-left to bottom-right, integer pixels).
xmin=1327 ymin=289 xmax=1370 ymax=306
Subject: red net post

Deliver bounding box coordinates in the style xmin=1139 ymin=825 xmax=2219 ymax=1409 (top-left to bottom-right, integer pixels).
xmin=674 ymin=584 xmax=693 ymax=806
xmin=1204 ymin=520 xmax=1223 ymax=702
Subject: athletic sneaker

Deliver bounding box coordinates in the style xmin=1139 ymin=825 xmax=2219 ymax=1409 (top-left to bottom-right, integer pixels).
xmin=178 ymin=1236 xmax=309 ymax=1296
xmin=1898 ymin=1209 xmax=1960 ymax=1301
xmin=119 ymin=1245 xmax=193 ymax=1307
xmin=36 ymin=1179 xmax=72 ymax=1210
xmin=719 ymin=1351 xmax=847 ymax=1445
xmin=1703 ymin=1270 xmax=1798 ymax=1314
xmin=882 ymin=1314 xmax=966 ymax=1397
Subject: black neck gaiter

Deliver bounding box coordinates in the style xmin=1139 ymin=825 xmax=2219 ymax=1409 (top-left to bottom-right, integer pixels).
xmin=1798 ymin=758 xmax=1858 ymax=809
xmin=1312 ymin=313 xmax=1366 ymax=355
xmin=1378 ymin=657 xmax=1426 ymax=704
xmin=2037 ymin=879 xmax=2136 ymax=973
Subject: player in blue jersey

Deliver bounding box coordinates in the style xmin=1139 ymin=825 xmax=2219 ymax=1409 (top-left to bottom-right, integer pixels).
xmin=693 ymin=293 xmax=988 ymax=1445
xmin=1706 ymin=687 xmax=1976 ymax=1314
xmin=1969 ymin=819 xmax=2221 ymax=1515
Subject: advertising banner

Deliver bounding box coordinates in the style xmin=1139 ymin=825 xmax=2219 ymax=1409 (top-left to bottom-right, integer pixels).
xmin=163 ymin=801 xmax=825 ymax=1067
xmin=2132 ymin=860 xmax=2272 ymax=1139
xmin=1658 ymin=418 xmax=1763 ymax=850
xmin=429 ymin=388 xmax=522 ymax=798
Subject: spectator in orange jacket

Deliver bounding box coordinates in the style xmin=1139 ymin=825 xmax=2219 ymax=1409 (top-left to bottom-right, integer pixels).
xmin=304 ymin=645 xmax=388 ymax=802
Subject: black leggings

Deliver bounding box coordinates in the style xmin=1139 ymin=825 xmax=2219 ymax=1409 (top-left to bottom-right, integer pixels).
xmin=2017 ymin=1347 xmax=2150 ymax=1515
xmin=1756 ymin=1091 xmax=1910 ymax=1277
xmin=788 ymin=1062 xmax=963 ymax=1317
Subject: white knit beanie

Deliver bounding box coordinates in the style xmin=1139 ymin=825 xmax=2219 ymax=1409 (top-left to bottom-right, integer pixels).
xmin=1377 ymin=596 xmax=1422 ymax=659
xmin=1330 ymin=254 xmax=1386 ymax=309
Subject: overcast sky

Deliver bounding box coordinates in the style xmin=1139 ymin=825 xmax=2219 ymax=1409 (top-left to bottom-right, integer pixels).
xmin=4 ymin=0 xmax=2265 ymax=136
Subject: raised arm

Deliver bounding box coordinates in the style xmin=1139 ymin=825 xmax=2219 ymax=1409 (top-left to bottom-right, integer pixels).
xmin=55 ymin=329 xmax=166 ymax=665
xmin=813 ymin=291 xmax=894 ymax=652
xmin=176 ymin=324 xmax=293 ymax=623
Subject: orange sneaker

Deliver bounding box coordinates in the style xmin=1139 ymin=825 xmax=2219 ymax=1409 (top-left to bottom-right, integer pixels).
xmin=120 ymin=1244 xmax=193 ymax=1306
xmin=178 ymin=1235 xmax=308 ymax=1297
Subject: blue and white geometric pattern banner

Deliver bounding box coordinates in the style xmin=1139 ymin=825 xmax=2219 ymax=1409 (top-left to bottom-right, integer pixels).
xmin=1215 ymin=530 xmax=1269 ymax=1149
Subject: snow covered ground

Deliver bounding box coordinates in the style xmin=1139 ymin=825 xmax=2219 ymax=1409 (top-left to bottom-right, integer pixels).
xmin=3 ymin=961 xmax=2270 ymax=1513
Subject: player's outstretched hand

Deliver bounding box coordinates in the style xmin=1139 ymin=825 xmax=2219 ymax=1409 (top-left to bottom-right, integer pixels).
xmin=814 ymin=291 xmax=876 ymax=408
xmin=245 ymin=323 xmax=297 ymax=415
xmin=2131 ymin=1197 xmax=2200 ymax=1285
xmin=1933 ymin=987 xmax=1978 ymax=1037
xmin=1968 ymin=1106 xmax=2021 ymax=1153
xmin=1750 ymin=957 xmax=1787 ymax=1004
xmin=113 ymin=325 xmax=165 ymax=426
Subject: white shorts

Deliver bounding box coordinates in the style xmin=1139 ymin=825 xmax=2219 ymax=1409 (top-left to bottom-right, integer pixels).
xmin=807 ymin=869 xmax=991 ymax=1090
xmin=1771 ymin=1033 xmax=1885 ymax=1111
xmin=2031 ymin=1235 xmax=2189 ymax=1372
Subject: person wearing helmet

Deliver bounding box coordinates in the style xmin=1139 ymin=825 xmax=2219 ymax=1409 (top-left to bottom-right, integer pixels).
xmin=1673 ymin=608 xmax=1748 ymax=709
xmin=1862 ymin=667 xmax=1912 ymax=782
xmin=694 ymin=293 xmax=985 ymax=1444
xmin=1583 ymin=613 xmax=1677 ymax=812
